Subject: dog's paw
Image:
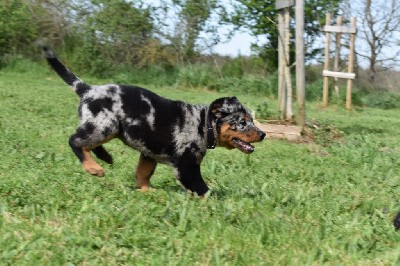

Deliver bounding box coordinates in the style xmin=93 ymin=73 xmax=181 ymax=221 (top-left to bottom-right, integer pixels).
xmin=137 ymin=186 xmax=155 ymax=192
xmin=82 ymin=159 xmax=105 ymax=177
xmin=83 ymin=164 xmax=105 ymax=177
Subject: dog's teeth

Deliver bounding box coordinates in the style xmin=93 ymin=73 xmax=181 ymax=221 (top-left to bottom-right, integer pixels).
xmin=233 ymin=138 xmax=254 ymax=153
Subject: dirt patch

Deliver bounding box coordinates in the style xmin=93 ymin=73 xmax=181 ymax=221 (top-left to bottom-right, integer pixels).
xmin=301 ymin=120 xmax=343 ymax=146
xmin=256 ymin=120 xmax=343 ymax=145
xmin=255 ymin=121 xmax=302 ymax=141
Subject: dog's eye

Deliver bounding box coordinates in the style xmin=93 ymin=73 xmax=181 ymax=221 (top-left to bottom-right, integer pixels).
xmin=235 ymin=120 xmax=248 ymax=131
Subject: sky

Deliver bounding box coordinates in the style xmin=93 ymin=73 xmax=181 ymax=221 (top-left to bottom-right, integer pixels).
xmin=145 ymin=0 xmax=400 ymax=68
xmin=212 ymin=32 xmax=254 ymax=56
xmin=145 ymin=0 xmax=260 ymax=57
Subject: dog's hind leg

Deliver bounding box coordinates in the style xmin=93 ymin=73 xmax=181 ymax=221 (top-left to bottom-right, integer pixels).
xmin=135 ymin=154 xmax=157 ymax=191
xmin=69 ymin=131 xmax=111 ymax=177
xmin=81 ymin=147 xmax=105 ymax=177
xmin=92 ymin=145 xmax=113 ymax=164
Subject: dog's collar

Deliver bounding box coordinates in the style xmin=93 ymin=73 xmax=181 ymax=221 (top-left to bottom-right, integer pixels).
xmin=206 ymin=111 xmax=217 ymax=149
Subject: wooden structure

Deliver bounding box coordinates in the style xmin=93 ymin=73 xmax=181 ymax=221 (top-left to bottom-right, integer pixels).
xmin=322 ymin=13 xmax=357 ymax=110
xmin=276 ymin=0 xmax=306 ymax=128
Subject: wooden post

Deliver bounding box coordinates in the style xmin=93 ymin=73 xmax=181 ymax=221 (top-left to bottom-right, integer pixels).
xmin=334 ymin=16 xmax=342 ymax=97
xmin=322 ymin=13 xmax=331 ymax=107
xmin=346 ymin=17 xmax=357 ymax=110
xmin=278 ymin=10 xmax=286 ymax=114
xmin=284 ymin=8 xmax=293 ymax=120
xmin=295 ymin=0 xmax=305 ymax=128
xmin=275 ymin=0 xmax=304 ymax=124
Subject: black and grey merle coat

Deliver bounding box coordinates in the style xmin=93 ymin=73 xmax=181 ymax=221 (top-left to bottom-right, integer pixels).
xmin=42 ymin=46 xmax=265 ymax=196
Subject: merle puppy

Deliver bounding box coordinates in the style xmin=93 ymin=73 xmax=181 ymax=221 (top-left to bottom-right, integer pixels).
xmin=42 ymin=47 xmax=265 ymax=196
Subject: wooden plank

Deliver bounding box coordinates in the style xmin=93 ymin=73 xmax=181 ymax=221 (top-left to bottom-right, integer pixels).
xmin=323 ymin=70 xmax=355 ymax=79
xmin=276 ymin=0 xmax=295 ymax=10
xmin=324 ymin=25 xmax=356 ymax=34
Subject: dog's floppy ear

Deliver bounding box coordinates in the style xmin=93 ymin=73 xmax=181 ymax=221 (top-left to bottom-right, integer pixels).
xmin=209 ymin=97 xmax=239 ymax=118
xmin=209 ymin=98 xmax=225 ymax=118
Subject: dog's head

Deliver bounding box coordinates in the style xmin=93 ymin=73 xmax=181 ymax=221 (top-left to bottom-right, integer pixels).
xmin=209 ymin=97 xmax=265 ymax=154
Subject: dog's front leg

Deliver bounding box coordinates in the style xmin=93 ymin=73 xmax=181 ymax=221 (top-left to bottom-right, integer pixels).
xmin=174 ymin=162 xmax=209 ymax=196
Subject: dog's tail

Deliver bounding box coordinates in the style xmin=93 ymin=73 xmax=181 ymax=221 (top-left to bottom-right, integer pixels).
xmin=42 ymin=46 xmax=90 ymax=97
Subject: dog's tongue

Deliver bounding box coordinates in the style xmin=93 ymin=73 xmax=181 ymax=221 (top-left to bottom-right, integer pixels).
xmin=233 ymin=138 xmax=254 ymax=154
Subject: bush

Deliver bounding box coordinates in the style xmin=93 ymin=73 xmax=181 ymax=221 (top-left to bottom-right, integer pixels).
xmin=177 ymin=64 xmax=218 ymax=88
xmin=114 ymin=65 xmax=179 ymax=87
xmin=210 ymin=75 xmax=276 ymax=97
xmin=1 ymin=55 xmax=49 ymax=76
xmin=305 ymin=79 xmax=323 ymax=101
xmin=220 ymin=56 xmax=267 ymax=77
xmin=256 ymin=101 xmax=276 ymax=120
xmin=361 ymin=92 xmax=400 ymax=109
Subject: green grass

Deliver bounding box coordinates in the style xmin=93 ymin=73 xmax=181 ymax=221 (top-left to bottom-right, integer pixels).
xmin=1 ymin=66 xmax=400 ymax=265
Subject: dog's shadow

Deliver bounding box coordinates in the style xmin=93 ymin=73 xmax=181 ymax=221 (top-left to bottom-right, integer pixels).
xmin=125 ymin=176 xmax=262 ymax=200
xmin=127 ymin=182 xmax=235 ymax=199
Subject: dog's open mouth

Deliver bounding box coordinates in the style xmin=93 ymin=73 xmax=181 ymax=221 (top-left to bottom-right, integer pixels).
xmin=232 ymin=138 xmax=254 ymax=154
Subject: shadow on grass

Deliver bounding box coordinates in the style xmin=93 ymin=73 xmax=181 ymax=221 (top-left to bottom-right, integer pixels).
xmin=127 ymin=177 xmax=263 ymax=199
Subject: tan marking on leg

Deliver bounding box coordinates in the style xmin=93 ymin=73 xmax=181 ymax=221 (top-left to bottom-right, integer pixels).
xmin=135 ymin=156 xmax=156 ymax=191
xmin=82 ymin=147 xmax=105 ymax=177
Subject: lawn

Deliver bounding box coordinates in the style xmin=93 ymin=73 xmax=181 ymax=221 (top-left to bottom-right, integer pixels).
xmin=1 ymin=63 xmax=400 ymax=265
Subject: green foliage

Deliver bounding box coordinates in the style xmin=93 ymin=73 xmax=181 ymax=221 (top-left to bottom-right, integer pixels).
xmin=164 ymin=0 xmax=220 ymax=62
xmin=85 ymin=0 xmax=153 ymax=57
xmin=213 ymin=75 xmax=276 ymax=96
xmin=177 ymin=64 xmax=217 ymax=87
xmin=360 ymin=92 xmax=400 ymax=109
xmin=0 ymin=0 xmax=37 ymax=65
xmin=1 ymin=69 xmax=400 ymax=264
xmin=63 ymin=37 xmax=112 ymax=76
xmin=227 ymin=0 xmax=342 ymax=69
xmin=69 ymin=0 xmax=154 ymax=73
xmin=305 ymin=79 xmax=324 ymax=101
xmin=0 ymin=56 xmax=50 ymax=77
xmin=177 ymin=0 xmax=218 ymax=60
xmin=221 ymin=58 xmax=245 ymax=77
xmin=220 ymin=56 xmax=267 ymax=77
xmin=114 ymin=65 xmax=179 ymax=87
xmin=255 ymin=101 xmax=275 ymax=119
xmin=89 ymin=0 xmax=153 ymax=40
xmin=304 ymin=81 xmax=400 ymax=109
xmin=171 ymin=62 xmax=276 ymax=96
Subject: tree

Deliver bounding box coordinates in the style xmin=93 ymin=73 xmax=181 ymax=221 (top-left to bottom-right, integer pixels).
xmin=81 ymin=0 xmax=154 ymax=65
xmin=157 ymin=0 xmax=221 ymax=62
xmin=344 ymin=0 xmax=400 ymax=82
xmin=0 ymin=0 xmax=37 ymax=61
xmin=227 ymin=0 xmax=342 ymax=70
xmin=27 ymin=0 xmax=74 ymax=49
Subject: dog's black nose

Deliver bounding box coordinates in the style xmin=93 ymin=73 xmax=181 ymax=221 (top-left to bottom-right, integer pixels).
xmin=258 ymin=131 xmax=266 ymax=140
